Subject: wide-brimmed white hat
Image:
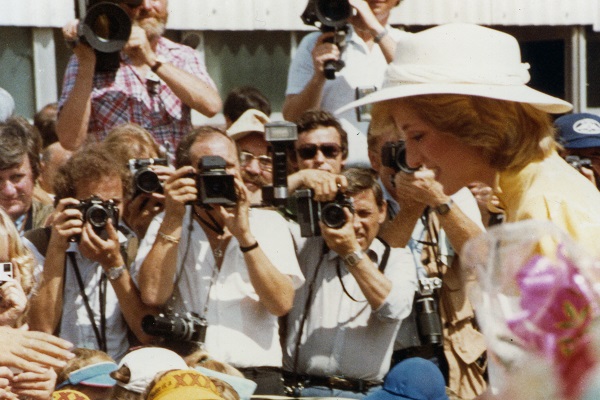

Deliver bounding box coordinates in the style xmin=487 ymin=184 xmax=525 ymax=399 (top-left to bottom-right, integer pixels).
xmin=337 ymin=23 xmax=572 ymax=115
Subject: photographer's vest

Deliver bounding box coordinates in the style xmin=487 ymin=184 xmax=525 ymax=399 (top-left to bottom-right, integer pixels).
xmin=420 ymin=214 xmax=487 ymax=399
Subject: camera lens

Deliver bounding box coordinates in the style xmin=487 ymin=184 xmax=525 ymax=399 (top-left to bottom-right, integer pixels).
xmin=135 ymin=169 xmax=161 ymax=193
xmin=86 ymin=205 xmax=109 ymax=228
xmin=320 ymin=203 xmax=347 ymax=229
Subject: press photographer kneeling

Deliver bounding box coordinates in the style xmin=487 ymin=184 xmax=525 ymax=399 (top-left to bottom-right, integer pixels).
xmin=131 ymin=126 xmax=303 ymax=395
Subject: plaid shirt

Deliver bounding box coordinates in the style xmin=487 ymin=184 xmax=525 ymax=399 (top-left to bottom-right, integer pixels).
xmin=59 ymin=37 xmax=216 ymax=150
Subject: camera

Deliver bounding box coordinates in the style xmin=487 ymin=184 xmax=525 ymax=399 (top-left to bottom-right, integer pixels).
xmin=195 ymin=156 xmax=238 ymax=207
xmin=294 ymin=189 xmax=354 ymax=237
xmin=129 ymin=158 xmax=168 ymax=197
xmin=381 ymin=140 xmax=419 ymax=174
xmin=261 ymin=122 xmax=298 ymax=207
xmin=415 ymin=277 xmax=443 ymax=346
xmin=142 ymin=312 xmax=208 ymax=344
xmin=301 ymin=0 xmax=352 ymax=79
xmin=78 ymin=0 xmax=142 ymax=72
xmin=69 ymin=196 xmax=119 ymax=241
xmin=565 ymin=155 xmax=593 ymax=171
xmin=0 ymin=262 xmax=13 ymax=285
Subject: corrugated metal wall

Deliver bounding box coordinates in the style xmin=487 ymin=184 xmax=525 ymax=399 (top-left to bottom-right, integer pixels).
xmin=2 ymin=0 xmax=600 ymax=30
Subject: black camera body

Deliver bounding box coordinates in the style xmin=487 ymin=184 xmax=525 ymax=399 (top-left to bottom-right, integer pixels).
xmin=142 ymin=312 xmax=208 ymax=344
xmin=129 ymin=158 xmax=168 ymax=197
xmin=295 ymin=189 xmax=354 ymax=237
xmin=301 ymin=0 xmax=352 ymax=79
xmin=78 ymin=0 xmax=142 ymax=72
xmin=195 ymin=156 xmax=237 ymax=207
xmin=381 ymin=140 xmax=419 ymax=174
xmin=565 ymin=155 xmax=593 ymax=171
xmin=69 ymin=195 xmax=119 ymax=241
xmin=415 ymin=277 xmax=443 ymax=346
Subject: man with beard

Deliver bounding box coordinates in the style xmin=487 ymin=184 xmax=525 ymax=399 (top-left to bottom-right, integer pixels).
xmin=227 ymin=109 xmax=272 ymax=204
xmin=56 ymin=0 xmax=222 ymax=152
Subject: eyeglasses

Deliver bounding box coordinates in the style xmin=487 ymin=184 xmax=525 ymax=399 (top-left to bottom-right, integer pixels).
xmin=239 ymin=151 xmax=272 ymax=172
xmin=296 ymin=143 xmax=342 ymax=160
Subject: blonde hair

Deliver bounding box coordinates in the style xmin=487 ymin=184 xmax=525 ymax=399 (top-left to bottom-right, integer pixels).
xmin=184 ymin=350 xmax=244 ymax=378
xmin=56 ymin=348 xmax=115 ymax=389
xmin=374 ymin=94 xmax=556 ymax=171
xmin=0 ymin=208 xmax=34 ymax=298
xmin=103 ymin=123 xmax=163 ymax=167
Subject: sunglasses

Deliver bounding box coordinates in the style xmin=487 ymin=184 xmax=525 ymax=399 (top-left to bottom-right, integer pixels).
xmin=296 ymin=143 xmax=342 ymax=160
xmin=239 ymin=151 xmax=272 ymax=172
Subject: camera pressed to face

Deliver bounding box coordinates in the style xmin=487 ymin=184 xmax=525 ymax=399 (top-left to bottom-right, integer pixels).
xmin=195 ymin=156 xmax=238 ymax=207
xmin=129 ymin=158 xmax=168 ymax=197
xmin=68 ymin=195 xmax=119 ymax=241
xmin=294 ymin=189 xmax=354 ymax=237
xmin=381 ymin=140 xmax=419 ymax=174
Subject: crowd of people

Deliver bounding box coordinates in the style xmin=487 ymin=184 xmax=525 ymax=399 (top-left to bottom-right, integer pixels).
xmin=1 ymin=0 xmax=600 ymax=399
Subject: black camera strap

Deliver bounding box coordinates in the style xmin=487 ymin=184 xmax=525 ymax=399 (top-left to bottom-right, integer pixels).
xmin=67 ymin=252 xmax=108 ymax=353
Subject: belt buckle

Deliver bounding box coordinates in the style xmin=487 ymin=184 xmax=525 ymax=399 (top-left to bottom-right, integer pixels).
xmin=329 ymin=376 xmax=352 ymax=390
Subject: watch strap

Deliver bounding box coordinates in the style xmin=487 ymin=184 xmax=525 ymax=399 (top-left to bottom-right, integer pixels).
xmin=342 ymin=250 xmax=364 ymax=268
xmin=434 ymin=198 xmax=454 ymax=215
xmin=107 ymin=265 xmax=126 ymax=280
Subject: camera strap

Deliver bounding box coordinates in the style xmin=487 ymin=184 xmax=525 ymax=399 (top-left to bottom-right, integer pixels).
xmin=67 ymin=252 xmax=108 ymax=353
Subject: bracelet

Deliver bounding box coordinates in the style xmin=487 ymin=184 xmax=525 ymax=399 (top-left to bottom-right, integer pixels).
xmin=157 ymin=231 xmax=180 ymax=244
xmin=240 ymin=241 xmax=259 ymax=253
xmin=374 ymin=28 xmax=389 ymax=43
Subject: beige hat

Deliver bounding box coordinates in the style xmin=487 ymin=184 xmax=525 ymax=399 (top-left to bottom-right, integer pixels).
xmin=227 ymin=109 xmax=271 ymax=141
xmin=337 ymin=23 xmax=572 ymax=115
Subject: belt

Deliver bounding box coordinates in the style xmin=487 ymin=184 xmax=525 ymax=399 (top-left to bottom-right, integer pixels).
xmin=283 ymin=371 xmax=381 ymax=393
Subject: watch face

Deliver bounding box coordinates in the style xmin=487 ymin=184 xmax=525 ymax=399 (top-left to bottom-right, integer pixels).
xmin=437 ymin=204 xmax=451 ymax=215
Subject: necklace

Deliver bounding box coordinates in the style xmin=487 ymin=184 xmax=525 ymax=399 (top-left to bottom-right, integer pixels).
xmin=193 ymin=208 xmax=228 ymax=261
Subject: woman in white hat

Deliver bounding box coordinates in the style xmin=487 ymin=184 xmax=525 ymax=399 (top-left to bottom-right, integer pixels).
xmin=340 ymin=23 xmax=600 ymax=258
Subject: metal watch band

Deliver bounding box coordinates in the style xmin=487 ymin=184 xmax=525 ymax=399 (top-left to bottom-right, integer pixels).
xmin=107 ymin=265 xmax=125 ymax=280
xmin=434 ymin=198 xmax=454 ymax=215
xmin=342 ymin=250 xmax=364 ymax=268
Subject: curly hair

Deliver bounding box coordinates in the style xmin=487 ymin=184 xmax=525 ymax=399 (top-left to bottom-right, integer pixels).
xmin=374 ymin=94 xmax=555 ymax=171
xmin=53 ymin=144 xmax=132 ymax=202
xmin=56 ymin=348 xmax=115 ymax=389
xmin=103 ymin=123 xmax=164 ymax=168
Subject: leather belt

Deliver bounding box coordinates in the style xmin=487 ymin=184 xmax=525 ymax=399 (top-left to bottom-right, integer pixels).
xmin=283 ymin=371 xmax=381 ymax=393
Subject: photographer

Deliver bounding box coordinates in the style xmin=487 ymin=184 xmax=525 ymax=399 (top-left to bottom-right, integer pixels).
xmin=131 ymin=127 xmax=303 ymax=395
xmin=366 ymin=110 xmax=487 ymax=399
xmin=26 ymin=145 xmax=158 ymax=361
xmin=283 ymin=168 xmax=417 ymax=399
xmin=283 ymin=0 xmax=408 ymax=167
xmin=56 ymin=0 xmax=222 ymax=152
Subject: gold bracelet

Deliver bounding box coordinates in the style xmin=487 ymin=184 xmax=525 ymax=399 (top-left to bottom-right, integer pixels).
xmin=157 ymin=231 xmax=180 ymax=244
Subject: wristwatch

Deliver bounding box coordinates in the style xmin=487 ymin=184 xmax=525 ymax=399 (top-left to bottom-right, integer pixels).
xmin=342 ymin=250 xmax=364 ymax=268
xmin=434 ymin=198 xmax=454 ymax=215
xmin=107 ymin=265 xmax=126 ymax=281
xmin=150 ymin=55 xmax=167 ymax=73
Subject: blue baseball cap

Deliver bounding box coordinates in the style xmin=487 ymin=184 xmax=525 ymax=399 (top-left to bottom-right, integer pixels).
xmin=555 ymin=113 xmax=600 ymax=149
xmin=364 ymin=358 xmax=448 ymax=400
xmin=56 ymin=361 xmax=118 ymax=389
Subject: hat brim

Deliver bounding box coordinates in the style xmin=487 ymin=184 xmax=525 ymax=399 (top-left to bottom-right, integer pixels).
xmin=336 ymin=82 xmax=573 ymax=115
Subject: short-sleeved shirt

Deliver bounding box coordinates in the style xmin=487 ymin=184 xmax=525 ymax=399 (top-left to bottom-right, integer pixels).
xmin=58 ymin=37 xmax=216 ymax=150
xmin=286 ymin=26 xmax=411 ymax=167
xmin=284 ymin=234 xmax=417 ymax=381
xmin=131 ymin=207 xmax=304 ymax=369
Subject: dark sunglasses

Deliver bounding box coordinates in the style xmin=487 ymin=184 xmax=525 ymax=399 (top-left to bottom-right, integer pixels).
xmin=296 ymin=143 xmax=342 ymax=160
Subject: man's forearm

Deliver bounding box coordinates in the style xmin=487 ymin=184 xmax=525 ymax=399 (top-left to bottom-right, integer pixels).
xmin=27 ymin=249 xmax=66 ymax=334
xmin=56 ymin=65 xmax=94 ymax=151
xmin=282 ymin=74 xmax=326 ymax=122
xmin=155 ymin=63 xmax=222 ymax=117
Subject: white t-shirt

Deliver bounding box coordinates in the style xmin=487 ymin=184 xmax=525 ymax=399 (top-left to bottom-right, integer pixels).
xmin=286 ymin=26 xmax=412 ymax=168
xmin=131 ymin=207 xmax=304 ymax=368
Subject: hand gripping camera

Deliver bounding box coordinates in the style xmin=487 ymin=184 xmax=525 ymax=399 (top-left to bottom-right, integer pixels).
xmin=381 ymin=140 xmax=419 ymax=174
xmin=129 ymin=158 xmax=168 ymax=197
xmin=565 ymin=155 xmax=593 ymax=171
xmin=142 ymin=312 xmax=208 ymax=344
xmin=301 ymin=0 xmax=353 ymax=79
xmin=294 ymin=189 xmax=354 ymax=237
xmin=77 ymin=0 xmax=142 ymax=72
xmin=195 ymin=156 xmax=238 ymax=207
xmin=68 ymin=195 xmax=119 ymax=242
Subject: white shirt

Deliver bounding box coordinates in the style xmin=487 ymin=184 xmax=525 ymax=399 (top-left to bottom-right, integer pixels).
xmin=27 ymin=236 xmax=130 ymax=362
xmin=131 ymin=207 xmax=304 ymax=369
xmin=283 ymin=235 xmax=417 ymax=381
xmin=286 ymin=26 xmax=411 ymax=168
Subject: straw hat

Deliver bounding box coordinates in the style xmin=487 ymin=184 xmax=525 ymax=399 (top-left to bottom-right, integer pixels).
xmin=337 ymin=23 xmax=572 ymax=115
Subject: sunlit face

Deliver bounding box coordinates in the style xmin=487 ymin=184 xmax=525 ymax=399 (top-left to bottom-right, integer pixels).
xmin=189 ymin=135 xmax=241 ymax=180
xmin=124 ymin=0 xmax=169 ymax=39
xmin=0 ymin=156 xmax=35 ymax=221
xmin=236 ymin=133 xmax=272 ymax=193
xmin=293 ymin=127 xmax=344 ymax=174
xmin=365 ymin=0 xmax=400 ymax=17
xmin=391 ymin=103 xmax=494 ymax=195
xmin=350 ymin=189 xmax=386 ymax=250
